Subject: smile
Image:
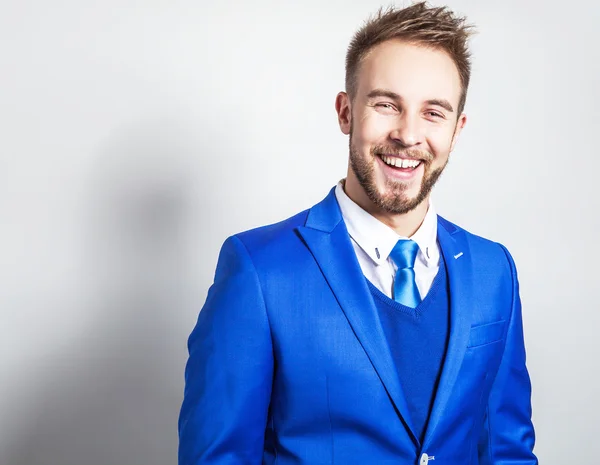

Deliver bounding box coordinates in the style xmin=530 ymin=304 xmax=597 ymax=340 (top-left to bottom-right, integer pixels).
xmin=379 ymin=155 xmax=422 ymax=170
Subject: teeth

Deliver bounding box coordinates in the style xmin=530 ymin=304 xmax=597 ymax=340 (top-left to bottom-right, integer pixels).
xmin=381 ymin=155 xmax=421 ymax=169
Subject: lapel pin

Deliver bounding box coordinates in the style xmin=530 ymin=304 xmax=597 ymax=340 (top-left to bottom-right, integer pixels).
xmin=454 ymin=252 xmax=463 ymax=259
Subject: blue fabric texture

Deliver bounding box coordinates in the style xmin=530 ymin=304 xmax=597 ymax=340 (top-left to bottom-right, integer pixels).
xmin=389 ymin=238 xmax=422 ymax=307
xmin=178 ymin=187 xmax=537 ymax=465
xmin=369 ymin=252 xmax=449 ymax=443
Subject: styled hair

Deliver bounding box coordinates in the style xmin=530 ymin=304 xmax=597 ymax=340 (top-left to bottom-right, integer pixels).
xmin=345 ymin=2 xmax=475 ymax=114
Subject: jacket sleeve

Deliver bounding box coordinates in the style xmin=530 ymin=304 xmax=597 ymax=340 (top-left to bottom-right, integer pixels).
xmin=477 ymin=245 xmax=537 ymax=464
xmin=178 ymin=235 xmax=274 ymax=465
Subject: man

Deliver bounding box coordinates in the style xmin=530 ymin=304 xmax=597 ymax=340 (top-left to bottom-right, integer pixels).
xmin=179 ymin=3 xmax=537 ymax=464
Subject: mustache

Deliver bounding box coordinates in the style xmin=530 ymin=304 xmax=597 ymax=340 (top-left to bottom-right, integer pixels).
xmin=371 ymin=145 xmax=433 ymax=162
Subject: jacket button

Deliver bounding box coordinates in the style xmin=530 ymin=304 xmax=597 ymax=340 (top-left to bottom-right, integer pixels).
xmin=420 ymin=453 xmax=429 ymax=465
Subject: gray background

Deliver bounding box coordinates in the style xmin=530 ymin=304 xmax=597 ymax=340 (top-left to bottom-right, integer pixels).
xmin=1 ymin=1 xmax=598 ymax=464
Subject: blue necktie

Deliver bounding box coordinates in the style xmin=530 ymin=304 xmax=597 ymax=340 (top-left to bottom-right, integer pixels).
xmin=389 ymin=239 xmax=422 ymax=308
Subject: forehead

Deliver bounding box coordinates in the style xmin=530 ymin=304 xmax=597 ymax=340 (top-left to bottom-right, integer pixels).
xmin=357 ymin=39 xmax=462 ymax=106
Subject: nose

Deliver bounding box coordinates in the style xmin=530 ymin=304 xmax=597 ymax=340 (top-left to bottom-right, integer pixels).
xmin=389 ymin=113 xmax=424 ymax=148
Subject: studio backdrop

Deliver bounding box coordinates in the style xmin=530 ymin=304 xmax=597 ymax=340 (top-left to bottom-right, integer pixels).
xmin=1 ymin=1 xmax=598 ymax=464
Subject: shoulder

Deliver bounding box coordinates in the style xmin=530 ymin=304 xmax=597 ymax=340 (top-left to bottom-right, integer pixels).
xmin=235 ymin=208 xmax=309 ymax=250
xmin=438 ymin=215 xmax=517 ymax=272
xmin=216 ymin=208 xmax=311 ymax=270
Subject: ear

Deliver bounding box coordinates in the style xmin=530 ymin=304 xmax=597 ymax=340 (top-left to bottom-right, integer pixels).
xmin=335 ymin=92 xmax=352 ymax=135
xmin=450 ymin=112 xmax=467 ymax=152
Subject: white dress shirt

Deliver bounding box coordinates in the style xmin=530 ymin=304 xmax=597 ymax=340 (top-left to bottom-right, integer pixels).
xmin=334 ymin=181 xmax=440 ymax=299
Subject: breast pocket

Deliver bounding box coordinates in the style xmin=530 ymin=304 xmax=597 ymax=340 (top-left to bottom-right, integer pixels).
xmin=467 ymin=320 xmax=506 ymax=348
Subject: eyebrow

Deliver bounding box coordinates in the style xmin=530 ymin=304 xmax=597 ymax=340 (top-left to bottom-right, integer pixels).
xmin=366 ymin=88 xmax=455 ymax=113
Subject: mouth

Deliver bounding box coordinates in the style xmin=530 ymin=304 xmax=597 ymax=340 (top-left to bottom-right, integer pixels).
xmin=377 ymin=154 xmax=423 ymax=172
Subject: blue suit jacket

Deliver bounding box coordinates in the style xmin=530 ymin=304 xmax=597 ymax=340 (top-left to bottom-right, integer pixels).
xmin=179 ymin=188 xmax=537 ymax=464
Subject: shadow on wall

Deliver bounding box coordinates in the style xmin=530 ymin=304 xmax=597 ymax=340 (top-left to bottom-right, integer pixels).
xmin=7 ymin=119 xmax=215 ymax=465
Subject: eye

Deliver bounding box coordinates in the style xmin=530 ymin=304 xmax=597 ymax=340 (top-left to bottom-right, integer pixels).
xmin=374 ymin=102 xmax=398 ymax=112
xmin=425 ymin=111 xmax=444 ymax=119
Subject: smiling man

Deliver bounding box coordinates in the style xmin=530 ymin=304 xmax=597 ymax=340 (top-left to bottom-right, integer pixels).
xmin=179 ymin=3 xmax=537 ymax=464
xmin=340 ymin=40 xmax=466 ymax=229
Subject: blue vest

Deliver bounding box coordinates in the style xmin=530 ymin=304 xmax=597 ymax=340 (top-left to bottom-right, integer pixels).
xmin=367 ymin=253 xmax=449 ymax=442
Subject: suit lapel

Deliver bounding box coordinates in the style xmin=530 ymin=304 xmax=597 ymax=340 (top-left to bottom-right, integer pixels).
xmin=422 ymin=216 xmax=475 ymax=447
xmin=297 ymin=188 xmax=419 ymax=445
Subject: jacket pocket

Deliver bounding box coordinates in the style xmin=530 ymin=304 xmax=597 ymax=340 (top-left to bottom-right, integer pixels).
xmin=467 ymin=320 xmax=506 ymax=348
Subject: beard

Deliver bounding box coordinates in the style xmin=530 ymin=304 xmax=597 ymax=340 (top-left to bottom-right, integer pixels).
xmin=348 ymin=135 xmax=448 ymax=215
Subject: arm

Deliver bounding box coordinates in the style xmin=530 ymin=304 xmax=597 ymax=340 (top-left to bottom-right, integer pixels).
xmin=477 ymin=245 xmax=537 ymax=464
xmin=178 ymin=235 xmax=274 ymax=465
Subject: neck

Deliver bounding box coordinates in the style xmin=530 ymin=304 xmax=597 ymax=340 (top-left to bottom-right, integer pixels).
xmin=343 ymin=177 xmax=429 ymax=238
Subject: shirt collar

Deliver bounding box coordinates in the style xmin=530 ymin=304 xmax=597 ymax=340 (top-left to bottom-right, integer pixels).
xmin=334 ymin=181 xmax=439 ymax=267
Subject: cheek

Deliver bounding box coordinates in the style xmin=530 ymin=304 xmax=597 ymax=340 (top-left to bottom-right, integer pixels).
xmin=426 ymin=128 xmax=455 ymax=160
xmin=355 ymin=114 xmax=395 ymax=145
